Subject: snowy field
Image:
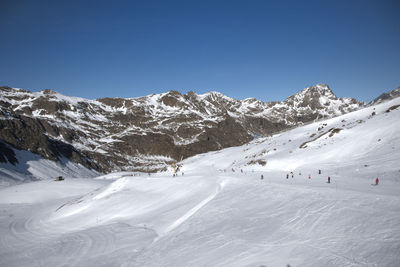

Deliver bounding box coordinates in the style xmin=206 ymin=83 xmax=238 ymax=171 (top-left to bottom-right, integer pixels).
xmin=0 ymin=98 xmax=400 ymax=266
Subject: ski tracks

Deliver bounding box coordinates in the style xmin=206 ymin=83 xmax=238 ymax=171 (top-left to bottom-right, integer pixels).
xmin=1 ymin=213 xmax=157 ymax=267
xmin=1 ymin=177 xmax=228 ymax=266
xmin=158 ymin=178 xmax=226 ymax=238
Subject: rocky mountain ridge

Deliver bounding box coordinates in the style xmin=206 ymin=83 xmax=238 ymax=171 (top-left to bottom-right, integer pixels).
xmin=0 ymin=84 xmax=385 ymax=172
xmin=369 ymin=86 xmax=400 ymax=106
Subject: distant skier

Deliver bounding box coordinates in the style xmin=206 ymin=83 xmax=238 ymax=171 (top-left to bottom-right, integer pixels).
xmin=318 ymin=169 xmax=321 ymax=175
xmin=328 ymin=176 xmax=330 ymax=183
xmin=299 ymin=171 xmax=301 ymax=176
xmin=291 ymin=172 xmax=294 ymax=178
xmin=375 ymin=177 xmax=379 ymax=185
xmin=261 ymin=174 xmax=264 ymax=180
xmin=286 ymin=173 xmax=289 ymax=179
xmin=308 ymin=175 xmax=311 ymax=179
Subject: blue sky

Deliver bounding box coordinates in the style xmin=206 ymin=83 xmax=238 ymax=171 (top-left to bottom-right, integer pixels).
xmin=0 ymin=0 xmax=399 ymax=102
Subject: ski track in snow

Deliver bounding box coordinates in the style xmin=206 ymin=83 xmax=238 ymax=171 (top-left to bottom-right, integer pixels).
xmin=0 ymin=175 xmax=229 ymax=267
xmin=158 ymin=179 xmax=225 ymax=238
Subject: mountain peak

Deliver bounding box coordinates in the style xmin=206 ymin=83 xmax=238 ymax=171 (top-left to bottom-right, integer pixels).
xmin=282 ymin=84 xmax=364 ymax=116
xmin=285 ymin=84 xmax=337 ymax=103
xmin=42 ymin=89 xmax=58 ymax=95
xmin=299 ymin=84 xmax=337 ymax=99
xmin=164 ymin=90 xmax=183 ymax=97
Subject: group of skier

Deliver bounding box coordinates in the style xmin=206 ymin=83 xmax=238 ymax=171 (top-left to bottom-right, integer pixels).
xmin=261 ymin=169 xmax=380 ymax=186
xmin=283 ymin=170 xmax=325 ymax=181
xmin=171 ymin=165 xmax=380 ymax=186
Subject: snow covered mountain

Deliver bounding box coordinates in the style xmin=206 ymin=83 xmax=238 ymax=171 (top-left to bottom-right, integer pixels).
xmin=0 ymin=84 xmax=364 ymax=174
xmin=0 ymin=93 xmax=399 ymax=266
xmin=370 ymin=86 xmax=400 ymax=105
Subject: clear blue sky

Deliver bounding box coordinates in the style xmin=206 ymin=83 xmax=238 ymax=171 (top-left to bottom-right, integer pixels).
xmin=0 ymin=0 xmax=399 ymax=102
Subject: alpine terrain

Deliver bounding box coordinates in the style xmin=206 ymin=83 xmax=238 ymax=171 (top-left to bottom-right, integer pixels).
xmin=1 ymin=84 xmax=363 ymax=178
xmin=0 ymin=85 xmax=399 ymax=266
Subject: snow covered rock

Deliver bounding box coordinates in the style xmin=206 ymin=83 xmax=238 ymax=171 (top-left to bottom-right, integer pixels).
xmin=370 ymin=86 xmax=400 ymax=105
xmin=0 ymin=84 xmax=369 ymax=173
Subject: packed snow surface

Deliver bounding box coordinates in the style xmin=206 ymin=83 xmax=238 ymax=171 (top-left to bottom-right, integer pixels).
xmin=0 ymin=98 xmax=400 ymax=266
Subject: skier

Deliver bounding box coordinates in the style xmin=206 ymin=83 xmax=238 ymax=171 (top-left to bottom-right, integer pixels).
xmin=308 ymin=175 xmax=311 ymax=179
xmin=318 ymin=169 xmax=321 ymax=175
xmin=328 ymin=176 xmax=330 ymax=183
xmin=291 ymin=172 xmax=294 ymax=178
xmin=375 ymin=177 xmax=379 ymax=185
xmin=286 ymin=173 xmax=289 ymax=179
xmin=261 ymin=174 xmax=264 ymax=180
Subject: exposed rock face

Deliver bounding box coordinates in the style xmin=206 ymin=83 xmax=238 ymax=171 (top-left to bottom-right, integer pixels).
xmin=0 ymin=141 xmax=17 ymax=165
xmin=370 ymin=86 xmax=400 ymax=105
xmin=0 ymin=84 xmax=365 ymax=172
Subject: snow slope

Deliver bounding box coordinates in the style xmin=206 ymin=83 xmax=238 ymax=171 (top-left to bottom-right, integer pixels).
xmin=0 ymin=98 xmax=399 ymax=266
xmin=0 ymin=148 xmax=99 ymax=189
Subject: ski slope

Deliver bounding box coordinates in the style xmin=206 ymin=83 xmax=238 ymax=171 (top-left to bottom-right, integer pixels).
xmin=0 ymin=98 xmax=399 ymax=266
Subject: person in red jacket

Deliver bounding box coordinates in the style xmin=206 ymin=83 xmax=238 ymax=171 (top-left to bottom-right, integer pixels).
xmin=375 ymin=177 xmax=379 ymax=185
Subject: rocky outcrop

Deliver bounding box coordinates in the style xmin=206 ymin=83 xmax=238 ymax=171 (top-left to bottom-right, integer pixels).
xmin=0 ymin=141 xmax=17 ymax=165
xmin=0 ymin=114 xmax=101 ymax=171
xmin=0 ymin=84 xmax=366 ymax=172
xmin=370 ymin=86 xmax=400 ymax=105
